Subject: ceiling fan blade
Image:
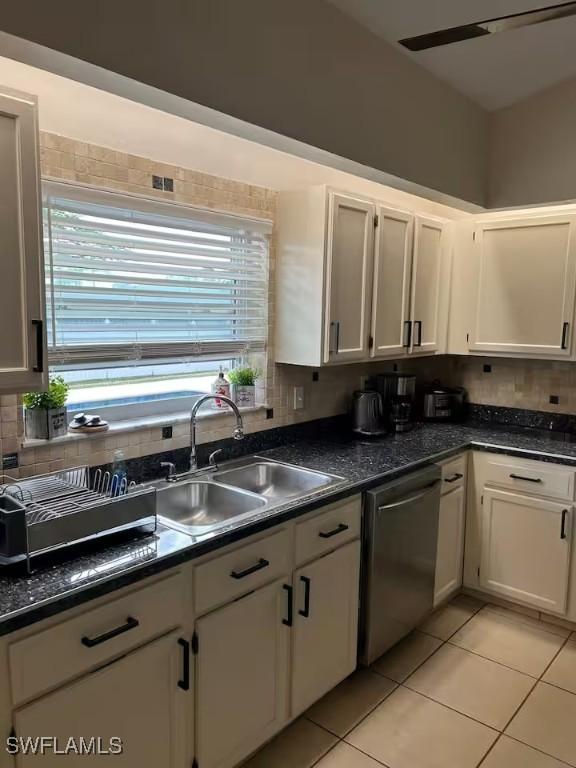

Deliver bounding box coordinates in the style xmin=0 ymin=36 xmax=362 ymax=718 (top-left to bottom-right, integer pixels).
xmin=399 ymin=1 xmax=576 ymax=51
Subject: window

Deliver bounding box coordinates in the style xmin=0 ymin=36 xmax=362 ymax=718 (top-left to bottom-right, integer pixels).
xmin=43 ymin=182 xmax=270 ymax=418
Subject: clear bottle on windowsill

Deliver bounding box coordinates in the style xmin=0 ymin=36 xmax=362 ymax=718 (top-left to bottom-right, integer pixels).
xmin=211 ymin=368 xmax=231 ymax=409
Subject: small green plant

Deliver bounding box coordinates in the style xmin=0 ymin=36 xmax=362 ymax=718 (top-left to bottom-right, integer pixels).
xmin=228 ymin=367 xmax=260 ymax=386
xmin=23 ymin=376 xmax=69 ymax=410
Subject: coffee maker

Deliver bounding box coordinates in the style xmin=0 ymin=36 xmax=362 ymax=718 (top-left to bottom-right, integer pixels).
xmin=371 ymin=373 xmax=417 ymax=433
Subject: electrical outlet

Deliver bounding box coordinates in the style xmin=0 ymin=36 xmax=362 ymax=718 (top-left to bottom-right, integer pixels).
xmin=2 ymin=453 xmax=18 ymax=470
xmin=293 ymin=385 xmax=305 ymax=410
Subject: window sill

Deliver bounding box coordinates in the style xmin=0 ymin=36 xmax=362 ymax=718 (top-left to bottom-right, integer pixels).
xmin=22 ymin=405 xmax=268 ymax=448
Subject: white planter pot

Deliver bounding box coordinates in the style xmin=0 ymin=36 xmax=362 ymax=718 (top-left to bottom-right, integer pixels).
xmin=231 ymin=385 xmax=256 ymax=408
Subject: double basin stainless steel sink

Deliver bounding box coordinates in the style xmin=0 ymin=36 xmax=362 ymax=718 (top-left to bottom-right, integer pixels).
xmin=154 ymin=459 xmax=344 ymax=536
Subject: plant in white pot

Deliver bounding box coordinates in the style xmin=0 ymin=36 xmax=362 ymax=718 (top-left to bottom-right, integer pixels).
xmin=228 ymin=367 xmax=260 ymax=408
xmin=23 ymin=376 xmax=70 ymax=440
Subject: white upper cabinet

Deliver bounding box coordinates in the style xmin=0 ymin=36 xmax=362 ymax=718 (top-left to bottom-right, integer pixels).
xmin=325 ymin=193 xmax=375 ymax=363
xmin=275 ymin=186 xmax=449 ymax=366
xmin=370 ymin=206 xmax=413 ymax=358
xmin=469 ymin=216 xmax=576 ymax=357
xmin=0 ymin=87 xmax=46 ymax=393
xmin=409 ymin=216 xmax=446 ymax=355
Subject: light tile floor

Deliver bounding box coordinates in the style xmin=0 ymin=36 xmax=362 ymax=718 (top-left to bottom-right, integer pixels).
xmin=244 ymin=595 xmax=576 ymax=768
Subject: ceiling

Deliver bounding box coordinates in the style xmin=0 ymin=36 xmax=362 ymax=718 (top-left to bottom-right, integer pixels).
xmin=326 ymin=0 xmax=576 ymax=110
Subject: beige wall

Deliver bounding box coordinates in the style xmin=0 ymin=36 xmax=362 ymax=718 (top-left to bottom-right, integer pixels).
xmin=489 ymin=78 xmax=576 ymax=209
xmin=0 ymin=0 xmax=488 ymax=206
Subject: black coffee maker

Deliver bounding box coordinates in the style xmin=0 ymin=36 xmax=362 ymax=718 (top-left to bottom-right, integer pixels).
xmin=370 ymin=373 xmax=417 ymax=433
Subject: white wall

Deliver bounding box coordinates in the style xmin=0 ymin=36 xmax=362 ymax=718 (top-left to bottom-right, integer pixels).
xmin=0 ymin=0 xmax=488 ymax=206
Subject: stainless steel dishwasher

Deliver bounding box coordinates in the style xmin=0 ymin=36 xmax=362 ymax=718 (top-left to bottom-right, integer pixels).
xmin=359 ymin=464 xmax=441 ymax=665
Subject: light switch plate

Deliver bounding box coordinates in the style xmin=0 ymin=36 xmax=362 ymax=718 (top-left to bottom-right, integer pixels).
xmin=293 ymin=385 xmax=305 ymax=410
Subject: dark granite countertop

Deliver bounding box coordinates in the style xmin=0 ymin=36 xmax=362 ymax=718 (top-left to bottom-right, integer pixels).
xmin=3 ymin=420 xmax=576 ymax=637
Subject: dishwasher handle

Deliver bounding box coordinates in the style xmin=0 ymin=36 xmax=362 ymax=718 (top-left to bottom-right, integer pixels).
xmin=377 ymin=481 xmax=440 ymax=512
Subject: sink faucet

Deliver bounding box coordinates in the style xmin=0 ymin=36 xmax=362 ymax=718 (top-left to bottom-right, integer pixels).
xmin=189 ymin=394 xmax=244 ymax=472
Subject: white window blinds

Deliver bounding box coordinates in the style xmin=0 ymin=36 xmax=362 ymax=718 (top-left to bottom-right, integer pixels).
xmin=43 ymin=183 xmax=270 ymax=365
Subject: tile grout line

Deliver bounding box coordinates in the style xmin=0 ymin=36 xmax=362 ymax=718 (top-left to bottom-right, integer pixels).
xmin=445 ymin=638 xmax=546 ymax=679
xmin=396 ymin=681 xmax=501 ymax=733
xmin=474 ymin=733 xmax=504 ymax=768
xmin=505 ymin=733 xmax=576 ymax=768
xmin=305 ymin=679 xmax=399 ymax=742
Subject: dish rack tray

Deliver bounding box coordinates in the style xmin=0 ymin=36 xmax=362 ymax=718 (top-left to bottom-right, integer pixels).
xmin=0 ymin=466 xmax=157 ymax=569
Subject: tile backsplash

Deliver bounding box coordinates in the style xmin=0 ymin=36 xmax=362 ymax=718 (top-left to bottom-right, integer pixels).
xmin=446 ymin=357 xmax=576 ymax=415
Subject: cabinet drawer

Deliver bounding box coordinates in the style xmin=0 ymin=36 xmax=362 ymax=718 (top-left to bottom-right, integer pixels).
xmin=485 ymin=456 xmax=575 ymax=501
xmin=9 ymin=572 xmax=185 ymax=706
xmin=295 ymin=496 xmax=361 ymax=566
xmin=441 ymin=455 xmax=466 ymax=495
xmin=195 ymin=529 xmax=290 ymax=615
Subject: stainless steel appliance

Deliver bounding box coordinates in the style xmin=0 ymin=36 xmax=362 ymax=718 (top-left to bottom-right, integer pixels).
xmin=372 ymin=373 xmax=417 ymax=433
xmin=423 ymin=385 xmax=466 ymax=422
xmin=351 ymin=390 xmax=386 ymax=436
xmin=359 ymin=465 xmax=441 ymax=665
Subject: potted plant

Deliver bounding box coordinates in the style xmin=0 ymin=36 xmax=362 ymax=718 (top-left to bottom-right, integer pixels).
xmin=23 ymin=376 xmax=70 ymax=440
xmin=228 ymin=367 xmax=260 ymax=408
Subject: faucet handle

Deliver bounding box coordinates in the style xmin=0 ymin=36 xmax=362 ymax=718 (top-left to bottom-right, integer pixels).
xmin=208 ymin=449 xmax=222 ymax=468
xmin=234 ymin=425 xmax=244 ymax=440
xmin=160 ymin=461 xmax=177 ymax=481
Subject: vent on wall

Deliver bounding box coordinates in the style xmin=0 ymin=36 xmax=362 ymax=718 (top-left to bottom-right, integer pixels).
xmin=399 ymin=2 xmax=576 ymax=51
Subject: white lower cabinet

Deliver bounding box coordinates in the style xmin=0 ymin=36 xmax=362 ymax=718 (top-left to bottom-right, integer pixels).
xmin=291 ymin=540 xmax=360 ymax=716
xmin=479 ymin=489 xmax=572 ymax=614
xmin=194 ymin=579 xmax=290 ymax=768
xmin=434 ymin=484 xmax=465 ymax=607
xmin=12 ymin=631 xmax=189 ymax=767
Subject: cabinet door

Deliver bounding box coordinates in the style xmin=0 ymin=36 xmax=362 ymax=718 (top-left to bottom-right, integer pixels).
xmin=13 ymin=632 xmax=189 ymax=767
xmin=291 ymin=540 xmax=360 ymax=717
xmin=370 ymin=206 xmax=413 ymax=358
xmin=195 ymin=579 xmax=290 ymax=768
xmin=434 ymin=485 xmax=465 ymax=607
xmin=409 ymin=216 xmax=445 ymax=355
xmin=480 ymin=489 xmax=572 ymax=614
xmin=470 ymin=216 xmax=576 ymax=356
xmin=0 ymin=88 xmax=46 ymax=393
xmin=324 ymin=193 xmax=375 ymax=363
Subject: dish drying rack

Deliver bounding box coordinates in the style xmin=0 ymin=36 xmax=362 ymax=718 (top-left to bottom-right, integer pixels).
xmin=0 ymin=466 xmax=157 ymax=571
